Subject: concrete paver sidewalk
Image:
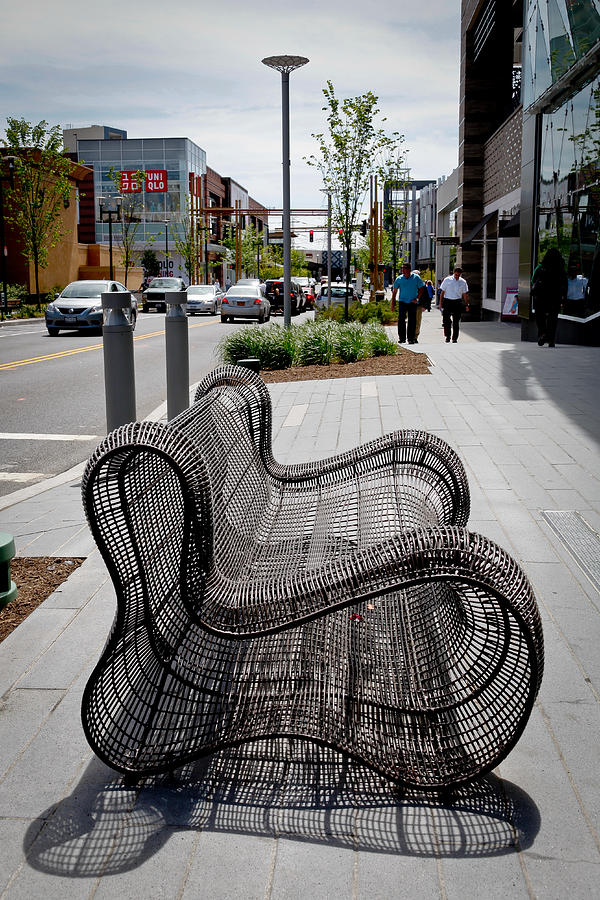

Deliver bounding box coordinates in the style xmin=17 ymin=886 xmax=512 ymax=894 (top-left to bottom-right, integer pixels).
xmin=0 ymin=310 xmax=599 ymax=898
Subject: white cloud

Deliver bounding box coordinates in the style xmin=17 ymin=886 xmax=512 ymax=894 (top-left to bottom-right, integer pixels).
xmin=2 ymin=0 xmax=460 ymax=211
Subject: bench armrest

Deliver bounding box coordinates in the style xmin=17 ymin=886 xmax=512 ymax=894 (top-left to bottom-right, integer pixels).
xmin=82 ymin=421 xmax=213 ymax=655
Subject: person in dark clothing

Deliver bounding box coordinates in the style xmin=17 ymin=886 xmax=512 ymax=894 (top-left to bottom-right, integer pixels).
xmin=532 ymin=248 xmax=568 ymax=347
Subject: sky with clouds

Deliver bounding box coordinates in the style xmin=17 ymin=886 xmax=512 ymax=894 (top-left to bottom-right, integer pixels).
xmin=1 ymin=0 xmax=460 ymax=228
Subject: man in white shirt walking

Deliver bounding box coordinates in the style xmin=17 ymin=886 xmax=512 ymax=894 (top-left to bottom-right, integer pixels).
xmin=440 ymin=267 xmax=469 ymax=343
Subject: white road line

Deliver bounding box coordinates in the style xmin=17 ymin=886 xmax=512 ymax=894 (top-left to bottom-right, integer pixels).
xmin=0 ymin=328 xmax=46 ymax=337
xmin=0 ymin=433 xmax=98 ymax=441
xmin=282 ymin=404 xmax=309 ymax=428
xmin=0 ymin=472 xmax=46 ymax=483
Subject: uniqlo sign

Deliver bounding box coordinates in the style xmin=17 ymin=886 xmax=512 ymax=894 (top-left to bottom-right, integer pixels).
xmin=145 ymin=170 xmax=167 ymax=192
xmin=119 ymin=170 xmax=167 ymax=193
xmin=120 ymin=171 xmax=142 ymax=193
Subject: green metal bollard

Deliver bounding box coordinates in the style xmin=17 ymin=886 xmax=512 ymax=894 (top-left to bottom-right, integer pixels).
xmin=0 ymin=532 xmax=17 ymax=611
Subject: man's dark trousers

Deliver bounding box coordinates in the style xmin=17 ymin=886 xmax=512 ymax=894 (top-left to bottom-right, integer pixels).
xmin=398 ymin=302 xmax=417 ymax=343
xmin=442 ymin=299 xmax=463 ymax=342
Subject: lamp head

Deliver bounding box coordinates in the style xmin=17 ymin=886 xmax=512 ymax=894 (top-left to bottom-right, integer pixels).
xmin=261 ymin=55 xmax=309 ymax=74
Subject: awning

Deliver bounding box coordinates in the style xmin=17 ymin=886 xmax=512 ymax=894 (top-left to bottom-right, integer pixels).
xmin=462 ymin=211 xmax=496 ymax=245
xmin=498 ymin=210 xmax=520 ymax=238
xmin=207 ymin=242 xmax=228 ymax=254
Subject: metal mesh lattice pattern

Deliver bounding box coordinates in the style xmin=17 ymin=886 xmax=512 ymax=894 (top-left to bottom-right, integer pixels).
xmin=81 ymin=366 xmax=544 ymax=790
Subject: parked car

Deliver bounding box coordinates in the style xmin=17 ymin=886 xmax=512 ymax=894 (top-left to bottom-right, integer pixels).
xmin=264 ymin=278 xmax=304 ymax=316
xmin=221 ymin=285 xmax=270 ymax=323
xmin=141 ymin=276 xmax=186 ymax=313
xmin=315 ymin=284 xmax=358 ymax=310
xmin=299 ymin=280 xmax=316 ymax=308
xmin=45 ymin=280 xmax=137 ymax=336
xmin=186 ymin=284 xmax=223 ymax=315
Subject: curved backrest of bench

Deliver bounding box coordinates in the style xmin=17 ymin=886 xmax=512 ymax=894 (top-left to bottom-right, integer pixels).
xmin=171 ymin=367 xmax=272 ymax=580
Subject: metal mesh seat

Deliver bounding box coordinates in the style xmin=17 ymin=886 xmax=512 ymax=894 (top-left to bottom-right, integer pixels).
xmin=81 ymin=365 xmax=543 ymax=790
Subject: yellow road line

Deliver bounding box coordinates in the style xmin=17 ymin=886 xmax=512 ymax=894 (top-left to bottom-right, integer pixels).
xmin=0 ymin=319 xmax=217 ymax=371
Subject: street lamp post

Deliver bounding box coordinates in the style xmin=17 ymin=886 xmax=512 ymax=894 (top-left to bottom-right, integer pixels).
xmin=0 ymin=156 xmax=16 ymax=321
xmin=99 ymin=195 xmax=122 ymax=281
xmin=165 ymin=221 xmax=169 ymax=277
xmin=262 ymin=54 xmax=309 ymax=327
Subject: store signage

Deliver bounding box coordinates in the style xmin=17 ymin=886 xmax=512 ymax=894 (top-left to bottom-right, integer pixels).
xmin=120 ymin=171 xmax=142 ymax=193
xmin=503 ymin=288 xmax=519 ymax=316
xmin=119 ymin=170 xmax=168 ymax=193
xmin=145 ymin=170 xmax=167 ymax=192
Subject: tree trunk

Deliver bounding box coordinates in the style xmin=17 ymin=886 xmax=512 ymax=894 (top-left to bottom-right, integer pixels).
xmin=344 ymin=245 xmax=352 ymax=321
xmin=34 ymin=257 xmax=40 ymax=310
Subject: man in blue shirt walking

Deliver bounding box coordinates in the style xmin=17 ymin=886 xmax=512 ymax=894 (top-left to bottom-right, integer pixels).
xmin=391 ymin=264 xmax=426 ymax=344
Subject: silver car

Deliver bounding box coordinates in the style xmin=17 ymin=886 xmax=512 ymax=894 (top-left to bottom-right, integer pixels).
xmin=315 ymin=284 xmax=358 ymax=310
xmin=45 ymin=280 xmax=137 ymax=336
xmin=221 ymin=285 xmax=271 ymax=323
xmin=186 ymin=284 xmax=223 ymax=316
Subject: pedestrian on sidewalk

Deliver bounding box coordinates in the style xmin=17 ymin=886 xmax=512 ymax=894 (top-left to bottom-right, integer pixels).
xmin=391 ymin=263 xmax=426 ymax=344
xmin=440 ymin=267 xmax=469 ymax=343
xmin=415 ymin=277 xmax=433 ymax=340
xmin=532 ymin=248 xmax=567 ymax=347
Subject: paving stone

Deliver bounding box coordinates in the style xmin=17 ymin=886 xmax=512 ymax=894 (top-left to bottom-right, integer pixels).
xmin=0 ymin=608 xmax=77 ymax=698
xmin=183 ymin=832 xmax=274 ymax=899
xmin=270 ymin=837 xmax=354 ymax=899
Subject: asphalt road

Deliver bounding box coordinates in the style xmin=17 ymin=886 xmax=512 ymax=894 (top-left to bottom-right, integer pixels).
xmin=0 ymin=310 xmax=280 ymax=497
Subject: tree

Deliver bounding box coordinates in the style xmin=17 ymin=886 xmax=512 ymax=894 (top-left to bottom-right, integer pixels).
xmin=173 ymin=197 xmax=199 ymax=283
xmin=2 ymin=118 xmax=73 ymax=307
xmin=306 ymin=82 xmax=403 ymax=317
xmin=140 ymin=248 xmax=161 ymax=279
xmin=222 ymin=223 xmax=266 ymax=279
xmin=381 ymin=152 xmax=409 ymax=281
xmin=107 ymin=167 xmax=145 ymax=287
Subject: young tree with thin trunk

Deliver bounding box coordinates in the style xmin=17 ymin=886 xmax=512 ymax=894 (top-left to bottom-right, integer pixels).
xmin=173 ymin=197 xmax=199 ymax=284
xmin=381 ymin=152 xmax=409 ymax=282
xmin=108 ymin=167 xmax=146 ymax=287
xmin=306 ymin=82 xmax=404 ymax=318
xmin=2 ymin=118 xmax=73 ymax=308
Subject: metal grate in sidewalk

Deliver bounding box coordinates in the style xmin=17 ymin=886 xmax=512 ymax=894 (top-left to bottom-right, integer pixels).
xmin=541 ymin=510 xmax=600 ymax=594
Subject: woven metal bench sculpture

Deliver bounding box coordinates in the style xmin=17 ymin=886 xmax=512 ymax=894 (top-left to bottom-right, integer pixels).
xmin=81 ymin=365 xmax=544 ymax=790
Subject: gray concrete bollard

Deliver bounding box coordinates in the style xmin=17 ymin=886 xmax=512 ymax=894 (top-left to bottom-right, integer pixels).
xmin=102 ymin=292 xmax=136 ymax=433
xmin=165 ymin=291 xmax=190 ymax=420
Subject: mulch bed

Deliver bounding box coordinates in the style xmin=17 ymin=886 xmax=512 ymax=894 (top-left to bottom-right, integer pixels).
xmin=260 ymin=347 xmax=431 ymax=382
xmin=0 ymin=557 xmax=84 ymax=643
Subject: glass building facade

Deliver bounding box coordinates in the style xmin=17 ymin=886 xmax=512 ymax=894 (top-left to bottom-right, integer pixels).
xmin=521 ymin=0 xmax=600 ymax=335
xmin=538 ymin=76 xmax=600 ymax=318
xmin=78 ymin=137 xmax=206 ymax=247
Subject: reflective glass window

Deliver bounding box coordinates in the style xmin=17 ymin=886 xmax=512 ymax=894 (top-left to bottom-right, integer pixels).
xmin=524 ymin=1 xmax=600 ymax=108
xmin=537 ymin=77 xmax=600 ymax=318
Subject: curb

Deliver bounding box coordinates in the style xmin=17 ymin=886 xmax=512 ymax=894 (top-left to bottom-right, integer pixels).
xmin=0 ymin=382 xmax=200 ymax=512
xmin=0 ymin=317 xmax=43 ymax=327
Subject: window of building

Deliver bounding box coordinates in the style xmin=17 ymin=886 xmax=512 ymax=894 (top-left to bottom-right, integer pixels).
xmin=537 ymin=76 xmax=600 ymax=318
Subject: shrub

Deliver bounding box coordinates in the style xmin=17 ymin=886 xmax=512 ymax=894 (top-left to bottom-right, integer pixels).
xmin=316 ymin=298 xmax=396 ymax=325
xmin=335 ymin=322 xmax=368 ymax=363
xmin=218 ymin=324 xmax=295 ymax=369
xmin=6 ymin=283 xmax=28 ymax=304
xmin=12 ymin=303 xmax=47 ymax=319
xmin=218 ymin=319 xmax=397 ymax=370
xmin=295 ymin=321 xmax=336 ymax=366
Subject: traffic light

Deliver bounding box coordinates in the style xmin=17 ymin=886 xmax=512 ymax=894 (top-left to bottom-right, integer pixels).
xmin=338 ymin=228 xmax=343 ymax=238
xmin=360 ymin=219 xmax=367 ymax=237
xmin=309 ymin=229 xmax=313 ymax=242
